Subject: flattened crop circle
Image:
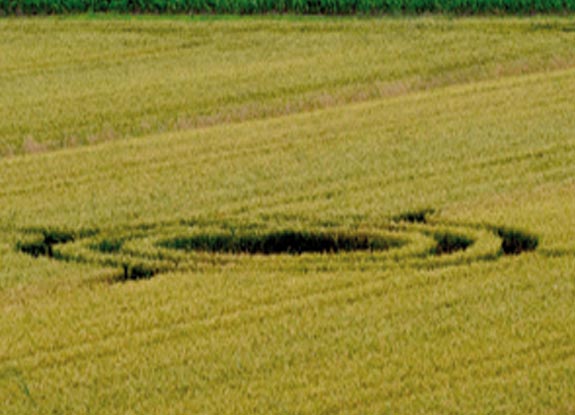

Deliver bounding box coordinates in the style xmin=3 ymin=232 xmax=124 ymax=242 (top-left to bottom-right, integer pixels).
xmin=15 ymin=215 xmax=539 ymax=282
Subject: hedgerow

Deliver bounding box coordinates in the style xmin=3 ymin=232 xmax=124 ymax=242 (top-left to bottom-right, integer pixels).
xmin=1 ymin=0 xmax=574 ymax=14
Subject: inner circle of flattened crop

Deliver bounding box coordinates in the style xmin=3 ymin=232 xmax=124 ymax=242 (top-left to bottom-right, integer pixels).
xmin=158 ymin=230 xmax=401 ymax=255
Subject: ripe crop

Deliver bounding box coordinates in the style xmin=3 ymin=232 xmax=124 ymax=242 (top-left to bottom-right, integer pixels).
xmin=0 ymin=16 xmax=574 ymax=415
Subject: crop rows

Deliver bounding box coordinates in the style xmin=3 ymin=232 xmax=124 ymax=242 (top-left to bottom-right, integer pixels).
xmin=2 ymin=0 xmax=575 ymax=15
xmin=1 ymin=17 xmax=575 ymax=415
xmin=3 ymin=18 xmax=575 ymax=158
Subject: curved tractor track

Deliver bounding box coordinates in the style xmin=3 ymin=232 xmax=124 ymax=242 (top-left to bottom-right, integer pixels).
xmin=16 ymin=213 xmax=538 ymax=282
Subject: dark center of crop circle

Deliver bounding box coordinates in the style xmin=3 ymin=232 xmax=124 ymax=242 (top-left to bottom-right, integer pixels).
xmin=159 ymin=230 xmax=401 ymax=255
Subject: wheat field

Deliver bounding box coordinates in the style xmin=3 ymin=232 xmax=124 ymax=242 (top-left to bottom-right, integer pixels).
xmin=1 ymin=15 xmax=575 ymax=414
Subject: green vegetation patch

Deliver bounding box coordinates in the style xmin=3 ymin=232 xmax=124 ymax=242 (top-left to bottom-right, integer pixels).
xmin=2 ymin=0 xmax=575 ymax=15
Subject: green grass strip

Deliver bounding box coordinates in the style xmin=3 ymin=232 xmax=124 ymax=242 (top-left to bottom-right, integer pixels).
xmin=2 ymin=0 xmax=575 ymax=15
